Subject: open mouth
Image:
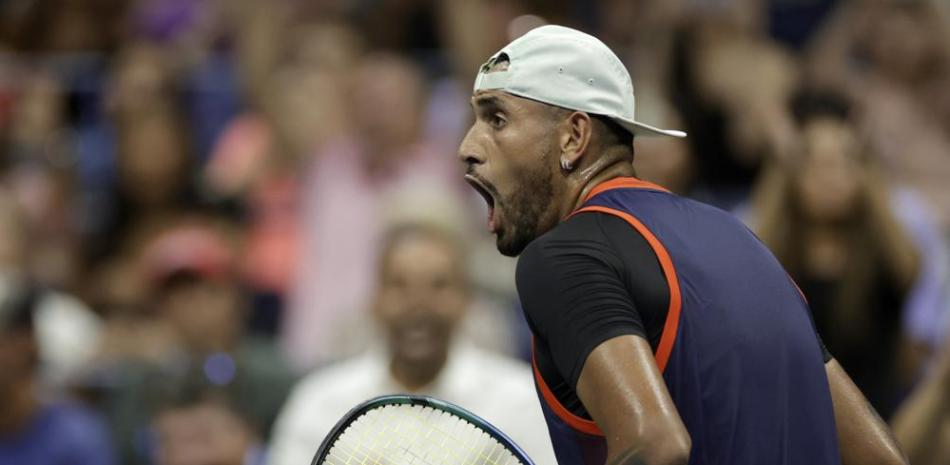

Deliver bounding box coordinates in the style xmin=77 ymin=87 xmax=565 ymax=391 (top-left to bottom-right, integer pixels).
xmin=464 ymin=174 xmax=497 ymax=232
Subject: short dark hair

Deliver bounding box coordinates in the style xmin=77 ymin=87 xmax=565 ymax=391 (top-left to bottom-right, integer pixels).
xmin=790 ymin=88 xmax=852 ymax=127
xmin=544 ymin=106 xmax=634 ymax=156
xmin=487 ymin=55 xmax=634 ymax=152
xmin=0 ymin=283 xmax=38 ymax=332
xmin=593 ymin=114 xmax=634 ymax=153
xmin=378 ymin=221 xmax=468 ymax=283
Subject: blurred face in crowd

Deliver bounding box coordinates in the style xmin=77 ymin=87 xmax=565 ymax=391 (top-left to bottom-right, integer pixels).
xmin=265 ymin=65 xmax=348 ymax=158
xmin=9 ymin=72 xmax=63 ymax=146
xmin=160 ymin=276 xmax=242 ymax=354
xmin=352 ymin=54 xmax=425 ymax=156
xmin=459 ymin=70 xmax=563 ymax=256
xmin=153 ymin=402 xmax=254 ymax=465
xmin=374 ymin=230 xmax=469 ymax=371
xmin=257 ymin=23 xmax=360 ymax=158
xmin=111 ymin=43 xmax=172 ymax=115
xmin=118 ymin=114 xmax=189 ymax=207
xmin=795 ymin=118 xmax=863 ymax=224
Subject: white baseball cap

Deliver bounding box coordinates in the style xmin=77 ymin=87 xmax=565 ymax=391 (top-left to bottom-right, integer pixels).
xmin=474 ymin=25 xmax=686 ymax=138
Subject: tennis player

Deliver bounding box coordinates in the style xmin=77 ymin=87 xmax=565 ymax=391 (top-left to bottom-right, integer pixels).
xmin=458 ymin=25 xmax=907 ymax=465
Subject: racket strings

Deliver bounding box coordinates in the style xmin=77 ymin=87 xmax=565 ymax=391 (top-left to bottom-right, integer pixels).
xmin=321 ymin=404 xmax=524 ymax=465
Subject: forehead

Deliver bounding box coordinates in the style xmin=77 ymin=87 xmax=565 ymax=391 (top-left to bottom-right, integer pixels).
xmin=385 ymin=234 xmax=459 ymax=272
xmin=469 ymin=89 xmax=549 ymax=116
xmin=470 ymin=89 xmax=511 ymax=108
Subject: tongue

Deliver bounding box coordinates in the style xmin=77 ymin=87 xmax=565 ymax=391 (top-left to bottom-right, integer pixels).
xmin=488 ymin=206 xmax=496 ymax=232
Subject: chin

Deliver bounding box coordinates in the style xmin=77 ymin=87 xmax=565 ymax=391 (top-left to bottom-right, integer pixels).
xmin=403 ymin=351 xmax=437 ymax=363
xmin=400 ymin=347 xmax=447 ymax=366
xmin=496 ymin=232 xmax=533 ymax=257
xmin=496 ymin=242 xmax=523 ymax=257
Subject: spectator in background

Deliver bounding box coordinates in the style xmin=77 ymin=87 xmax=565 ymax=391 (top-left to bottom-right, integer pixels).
xmin=269 ymin=222 xmax=556 ymax=465
xmin=0 ymin=188 xmax=101 ymax=390
xmin=3 ymin=67 xmax=83 ymax=292
xmin=891 ymin=325 xmax=950 ymax=465
xmin=151 ymin=384 xmax=264 ymax=465
xmin=750 ymin=89 xmax=923 ymax=418
xmin=283 ymin=52 xmax=469 ymax=370
xmin=0 ymin=282 xmax=115 ymax=465
xmin=81 ymin=42 xmax=200 ymax=269
xmin=202 ymin=21 xmax=363 ymax=334
xmin=807 ymin=0 xmax=950 ymax=228
xmin=1 ymin=69 xmax=105 ymax=390
xmin=671 ymin=19 xmax=798 ymax=209
xmin=0 ymin=0 xmax=127 ymax=53
xmin=99 ymin=220 xmax=295 ymax=465
xmin=633 ymin=111 xmax=695 ymax=195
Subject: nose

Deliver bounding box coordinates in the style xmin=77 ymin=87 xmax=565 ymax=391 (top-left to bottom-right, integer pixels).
xmin=401 ymin=284 xmax=437 ymax=317
xmin=457 ymin=125 xmax=485 ymax=169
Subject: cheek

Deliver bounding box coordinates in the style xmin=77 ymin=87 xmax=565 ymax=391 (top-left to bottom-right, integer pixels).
xmin=796 ymin=176 xmax=825 ymax=211
xmin=433 ymin=290 xmax=467 ymax=321
xmin=492 ymin=127 xmax=551 ymax=177
xmin=834 ymin=181 xmax=861 ymax=213
xmin=500 ymin=152 xmax=552 ymax=199
xmin=375 ymin=290 xmax=405 ymax=320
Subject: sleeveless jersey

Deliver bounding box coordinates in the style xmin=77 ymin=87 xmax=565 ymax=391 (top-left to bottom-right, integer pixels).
xmin=529 ymin=178 xmax=840 ymax=465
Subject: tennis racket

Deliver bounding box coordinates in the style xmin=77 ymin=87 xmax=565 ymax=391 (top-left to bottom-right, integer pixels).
xmin=310 ymin=394 xmax=536 ymax=465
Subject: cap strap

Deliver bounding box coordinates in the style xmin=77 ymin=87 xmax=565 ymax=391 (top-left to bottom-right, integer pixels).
xmin=474 ymin=70 xmax=511 ymax=91
xmin=473 ymin=52 xmax=513 ymax=91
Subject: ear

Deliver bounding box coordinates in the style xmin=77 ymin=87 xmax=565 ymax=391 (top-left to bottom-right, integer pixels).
xmin=558 ymin=112 xmax=594 ymax=169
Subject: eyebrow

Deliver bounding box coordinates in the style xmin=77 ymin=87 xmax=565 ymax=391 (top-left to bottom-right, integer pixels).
xmin=470 ymin=95 xmax=506 ymax=113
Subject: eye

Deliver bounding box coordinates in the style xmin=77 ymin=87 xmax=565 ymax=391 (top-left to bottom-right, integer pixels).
xmin=489 ymin=113 xmax=507 ymax=129
xmin=384 ymin=276 xmax=407 ymax=291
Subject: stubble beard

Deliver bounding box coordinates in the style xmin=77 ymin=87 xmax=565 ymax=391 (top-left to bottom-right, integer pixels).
xmin=496 ymin=152 xmax=556 ymax=257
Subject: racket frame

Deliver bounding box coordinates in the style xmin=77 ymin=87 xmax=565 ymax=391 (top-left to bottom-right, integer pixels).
xmin=310 ymin=394 xmax=536 ymax=465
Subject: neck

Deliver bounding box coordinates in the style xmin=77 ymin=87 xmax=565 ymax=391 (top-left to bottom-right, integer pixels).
xmin=802 ymin=224 xmax=850 ymax=279
xmin=561 ymin=157 xmax=636 ymax=220
xmin=390 ymin=352 xmax=448 ymax=392
xmin=0 ymin=379 xmax=38 ymax=435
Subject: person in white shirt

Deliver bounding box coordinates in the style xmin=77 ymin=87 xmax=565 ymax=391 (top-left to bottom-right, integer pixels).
xmin=268 ymin=222 xmax=556 ymax=465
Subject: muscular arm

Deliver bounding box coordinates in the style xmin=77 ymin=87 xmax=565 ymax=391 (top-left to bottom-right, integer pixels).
xmin=863 ymin=166 xmax=920 ymax=292
xmin=826 ymin=359 xmax=908 ymax=465
xmin=890 ymin=342 xmax=950 ymax=465
xmin=516 ymin=214 xmax=687 ymax=464
xmin=576 ymin=335 xmax=691 ymax=465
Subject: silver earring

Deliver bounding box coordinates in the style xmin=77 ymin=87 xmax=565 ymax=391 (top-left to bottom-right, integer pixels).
xmin=561 ymin=158 xmax=573 ymax=171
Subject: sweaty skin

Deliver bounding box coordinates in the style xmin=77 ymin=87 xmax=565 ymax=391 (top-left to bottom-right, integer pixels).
xmin=825 ymin=360 xmax=908 ymax=465
xmin=577 ymin=336 xmax=690 ymax=465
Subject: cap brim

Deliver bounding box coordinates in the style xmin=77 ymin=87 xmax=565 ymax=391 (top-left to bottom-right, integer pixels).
xmin=615 ymin=117 xmax=687 ymax=138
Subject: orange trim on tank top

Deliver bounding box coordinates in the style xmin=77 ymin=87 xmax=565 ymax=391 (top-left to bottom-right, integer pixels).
xmin=531 ymin=340 xmax=605 ymax=437
xmin=787 ymin=273 xmax=809 ymax=304
xmin=582 ymin=177 xmax=670 ymax=204
xmin=571 ymin=204 xmax=683 ymax=373
xmin=531 ymin=177 xmax=682 ymax=436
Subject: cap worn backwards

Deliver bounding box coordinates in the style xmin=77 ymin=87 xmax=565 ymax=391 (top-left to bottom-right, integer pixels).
xmin=474 ymin=25 xmax=686 ymax=138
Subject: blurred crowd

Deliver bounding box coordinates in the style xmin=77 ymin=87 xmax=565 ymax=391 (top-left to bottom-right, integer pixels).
xmin=0 ymin=0 xmax=949 ymax=464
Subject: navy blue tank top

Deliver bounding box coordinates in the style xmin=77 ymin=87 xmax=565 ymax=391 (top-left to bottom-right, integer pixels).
xmin=530 ymin=178 xmax=840 ymax=465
